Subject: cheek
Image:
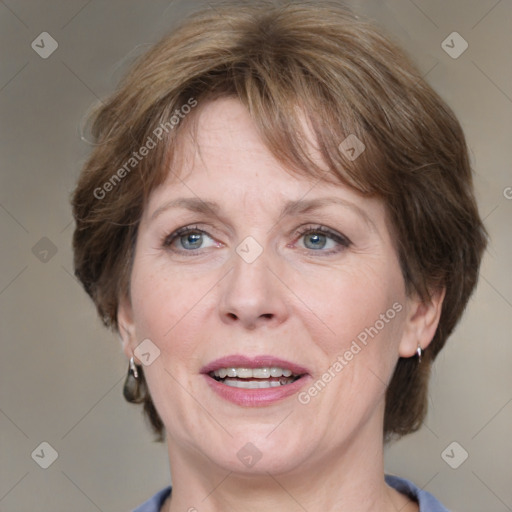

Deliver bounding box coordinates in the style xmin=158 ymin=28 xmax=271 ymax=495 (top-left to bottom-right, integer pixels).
xmin=128 ymin=256 xmax=172 ymax=334
xmin=129 ymin=257 xmax=217 ymax=358
xmin=297 ymin=266 xmax=406 ymax=419
xmin=296 ymin=261 xmax=405 ymax=355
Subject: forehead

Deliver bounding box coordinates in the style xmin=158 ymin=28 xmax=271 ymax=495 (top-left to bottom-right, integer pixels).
xmin=156 ymin=97 xmax=337 ymax=196
xmin=189 ymin=97 xmax=268 ymax=150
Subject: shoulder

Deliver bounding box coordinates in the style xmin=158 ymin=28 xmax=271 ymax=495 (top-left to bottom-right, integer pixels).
xmin=385 ymin=474 xmax=451 ymax=512
xmin=131 ymin=486 xmax=172 ymax=512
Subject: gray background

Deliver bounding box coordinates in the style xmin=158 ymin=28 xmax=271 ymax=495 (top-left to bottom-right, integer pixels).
xmin=1 ymin=0 xmax=511 ymax=510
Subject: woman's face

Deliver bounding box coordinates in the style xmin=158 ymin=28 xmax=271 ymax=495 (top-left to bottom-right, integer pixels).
xmin=119 ymin=97 xmax=433 ymax=476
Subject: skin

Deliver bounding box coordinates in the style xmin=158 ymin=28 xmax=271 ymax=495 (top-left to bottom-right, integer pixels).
xmin=118 ymin=97 xmax=444 ymax=512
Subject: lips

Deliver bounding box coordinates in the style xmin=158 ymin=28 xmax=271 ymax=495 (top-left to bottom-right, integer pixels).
xmin=201 ymin=355 xmax=311 ymax=406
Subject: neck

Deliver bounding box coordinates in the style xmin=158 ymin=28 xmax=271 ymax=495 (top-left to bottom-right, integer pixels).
xmin=163 ymin=420 xmax=415 ymax=512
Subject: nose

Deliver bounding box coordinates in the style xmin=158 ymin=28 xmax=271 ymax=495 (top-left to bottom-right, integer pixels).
xmin=218 ymin=245 xmax=289 ymax=330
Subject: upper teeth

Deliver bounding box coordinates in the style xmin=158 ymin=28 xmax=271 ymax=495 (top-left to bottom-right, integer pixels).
xmin=212 ymin=367 xmax=294 ymax=379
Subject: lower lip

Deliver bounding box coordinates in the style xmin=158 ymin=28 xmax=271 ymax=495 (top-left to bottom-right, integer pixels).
xmin=203 ymin=374 xmax=311 ymax=406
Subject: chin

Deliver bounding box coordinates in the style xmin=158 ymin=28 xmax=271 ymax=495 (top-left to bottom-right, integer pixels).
xmin=197 ymin=424 xmax=318 ymax=476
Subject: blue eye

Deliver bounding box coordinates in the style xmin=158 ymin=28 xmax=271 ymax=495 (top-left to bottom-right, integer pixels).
xmin=163 ymin=226 xmax=216 ymax=252
xmin=177 ymin=231 xmax=204 ymax=250
xmin=295 ymin=225 xmax=351 ymax=254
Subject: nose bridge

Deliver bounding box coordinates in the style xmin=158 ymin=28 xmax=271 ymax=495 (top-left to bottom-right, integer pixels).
xmin=218 ymin=233 xmax=288 ymax=327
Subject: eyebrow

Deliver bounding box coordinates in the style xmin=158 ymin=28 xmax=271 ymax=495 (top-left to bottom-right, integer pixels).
xmin=150 ymin=196 xmax=375 ymax=229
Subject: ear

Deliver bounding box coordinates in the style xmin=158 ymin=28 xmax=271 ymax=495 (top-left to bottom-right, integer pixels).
xmin=398 ymin=287 xmax=446 ymax=358
xmin=117 ymin=293 xmax=139 ymax=362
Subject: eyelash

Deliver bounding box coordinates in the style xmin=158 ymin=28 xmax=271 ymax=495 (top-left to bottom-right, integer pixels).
xmin=162 ymin=224 xmax=351 ymax=256
xmin=294 ymin=225 xmax=351 ymax=254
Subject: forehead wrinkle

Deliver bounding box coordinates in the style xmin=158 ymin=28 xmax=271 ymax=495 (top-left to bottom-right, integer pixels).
xmin=150 ymin=195 xmax=378 ymax=235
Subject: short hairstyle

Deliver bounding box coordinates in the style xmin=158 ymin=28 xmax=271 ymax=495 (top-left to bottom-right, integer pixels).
xmin=71 ymin=0 xmax=487 ymax=442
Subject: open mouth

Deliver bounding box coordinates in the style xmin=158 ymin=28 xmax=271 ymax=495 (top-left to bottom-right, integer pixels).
xmin=209 ymin=367 xmax=303 ymax=389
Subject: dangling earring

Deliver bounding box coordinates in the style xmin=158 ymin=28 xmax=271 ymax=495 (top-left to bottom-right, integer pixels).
xmin=123 ymin=356 xmax=141 ymax=402
xmin=416 ymin=344 xmax=423 ymax=363
xmin=129 ymin=356 xmax=139 ymax=379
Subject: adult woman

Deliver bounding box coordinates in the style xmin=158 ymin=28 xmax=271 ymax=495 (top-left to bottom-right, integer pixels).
xmin=71 ymin=2 xmax=487 ymax=511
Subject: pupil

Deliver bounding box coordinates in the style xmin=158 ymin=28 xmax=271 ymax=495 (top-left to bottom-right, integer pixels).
xmin=306 ymin=233 xmax=326 ymax=249
xmin=183 ymin=233 xmax=202 ymax=249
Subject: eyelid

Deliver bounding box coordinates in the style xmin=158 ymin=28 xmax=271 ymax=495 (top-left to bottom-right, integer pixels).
xmin=291 ymin=224 xmax=351 ymax=253
xmin=162 ymin=224 xmax=218 ymax=248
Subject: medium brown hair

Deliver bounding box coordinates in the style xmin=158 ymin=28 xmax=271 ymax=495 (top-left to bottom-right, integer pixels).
xmin=71 ymin=0 xmax=487 ymax=442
